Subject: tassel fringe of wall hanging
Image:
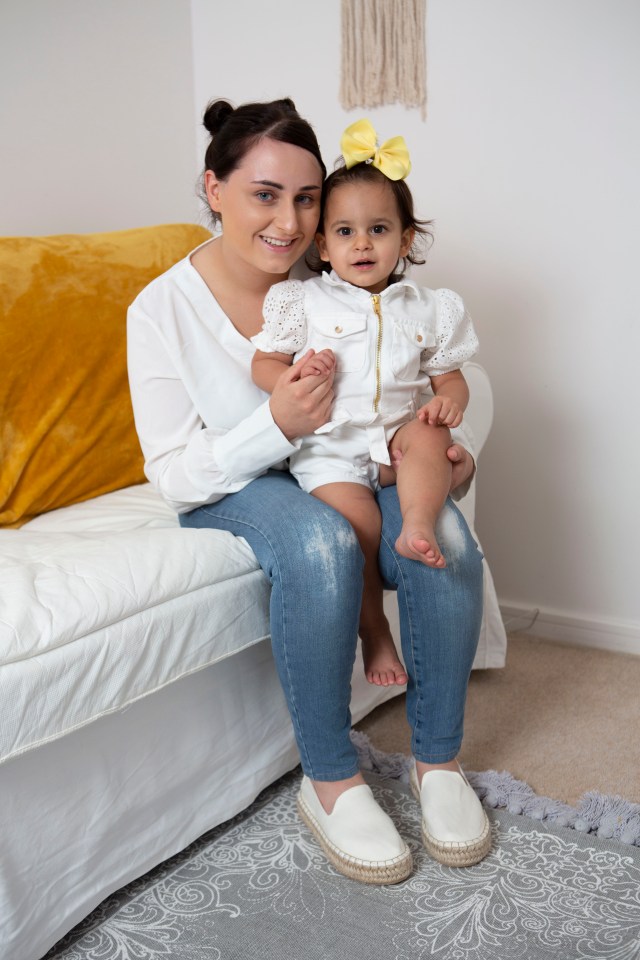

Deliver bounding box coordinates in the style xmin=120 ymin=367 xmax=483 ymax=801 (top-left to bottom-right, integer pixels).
xmin=340 ymin=0 xmax=427 ymax=118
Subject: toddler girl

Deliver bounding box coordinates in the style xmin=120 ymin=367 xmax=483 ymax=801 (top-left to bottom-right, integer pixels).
xmin=252 ymin=119 xmax=478 ymax=686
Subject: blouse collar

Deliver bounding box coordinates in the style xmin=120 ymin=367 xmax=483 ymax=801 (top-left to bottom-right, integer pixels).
xmin=321 ymin=269 xmax=421 ymax=300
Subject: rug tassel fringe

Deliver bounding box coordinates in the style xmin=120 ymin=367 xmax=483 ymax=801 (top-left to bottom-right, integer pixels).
xmin=351 ymin=730 xmax=640 ymax=847
xmin=350 ymin=729 xmax=412 ymax=781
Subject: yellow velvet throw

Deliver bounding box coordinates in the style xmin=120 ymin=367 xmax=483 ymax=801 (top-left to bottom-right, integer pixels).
xmin=0 ymin=223 xmax=211 ymax=527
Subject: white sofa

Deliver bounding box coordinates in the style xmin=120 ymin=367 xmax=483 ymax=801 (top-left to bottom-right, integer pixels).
xmin=0 ymin=224 xmax=505 ymax=960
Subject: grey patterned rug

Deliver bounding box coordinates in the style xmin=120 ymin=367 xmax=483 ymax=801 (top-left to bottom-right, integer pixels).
xmin=46 ymin=768 xmax=640 ymax=960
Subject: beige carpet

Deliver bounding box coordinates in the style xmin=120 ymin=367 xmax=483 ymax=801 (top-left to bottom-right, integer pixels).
xmin=355 ymin=634 xmax=640 ymax=806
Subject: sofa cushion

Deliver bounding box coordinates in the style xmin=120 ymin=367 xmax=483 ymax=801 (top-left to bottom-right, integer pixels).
xmin=0 ymin=223 xmax=211 ymax=528
xmin=0 ymin=485 xmax=271 ymax=764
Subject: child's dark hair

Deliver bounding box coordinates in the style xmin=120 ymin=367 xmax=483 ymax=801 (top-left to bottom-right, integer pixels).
xmin=200 ymin=98 xmax=326 ymax=224
xmin=308 ymin=162 xmax=433 ymax=282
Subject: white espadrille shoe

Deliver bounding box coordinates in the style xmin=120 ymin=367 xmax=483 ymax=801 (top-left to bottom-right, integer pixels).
xmin=410 ymin=763 xmax=491 ymax=867
xmin=297 ymin=776 xmax=412 ymax=884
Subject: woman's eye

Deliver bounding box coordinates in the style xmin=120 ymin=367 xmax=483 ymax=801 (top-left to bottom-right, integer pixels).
xmin=296 ymin=194 xmax=316 ymax=206
xmin=256 ymin=191 xmax=274 ymax=202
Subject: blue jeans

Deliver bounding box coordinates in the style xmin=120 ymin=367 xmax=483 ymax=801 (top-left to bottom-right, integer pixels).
xmin=180 ymin=470 xmax=483 ymax=780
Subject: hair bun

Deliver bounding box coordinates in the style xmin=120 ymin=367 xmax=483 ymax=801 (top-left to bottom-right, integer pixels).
xmin=202 ymin=99 xmax=234 ymax=136
xmin=273 ymin=97 xmax=297 ymax=114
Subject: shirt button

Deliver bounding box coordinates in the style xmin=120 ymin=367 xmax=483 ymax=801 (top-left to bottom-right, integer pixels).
xmin=416 ymin=334 xmax=423 ymax=342
xmin=335 ymin=325 xmax=343 ymax=333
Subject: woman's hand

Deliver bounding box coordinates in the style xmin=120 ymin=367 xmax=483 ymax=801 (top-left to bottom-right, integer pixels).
xmin=447 ymin=443 xmax=475 ymax=492
xmin=270 ymin=350 xmax=335 ymax=441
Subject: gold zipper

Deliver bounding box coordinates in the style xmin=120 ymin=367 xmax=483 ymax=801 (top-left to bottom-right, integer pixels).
xmin=371 ymin=293 xmax=383 ymax=412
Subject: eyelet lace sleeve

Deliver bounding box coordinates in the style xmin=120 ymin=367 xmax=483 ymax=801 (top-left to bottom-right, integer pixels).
xmin=251 ymin=279 xmax=307 ymax=355
xmin=420 ymin=288 xmax=479 ymax=376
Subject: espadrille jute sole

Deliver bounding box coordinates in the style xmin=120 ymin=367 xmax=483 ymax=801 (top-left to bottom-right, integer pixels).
xmin=410 ymin=773 xmax=492 ymax=867
xmin=296 ymin=795 xmax=412 ymax=884
xmin=419 ymin=817 xmax=492 ymax=867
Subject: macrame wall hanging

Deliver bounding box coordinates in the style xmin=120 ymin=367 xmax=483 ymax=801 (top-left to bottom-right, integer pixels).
xmin=340 ymin=0 xmax=427 ymax=119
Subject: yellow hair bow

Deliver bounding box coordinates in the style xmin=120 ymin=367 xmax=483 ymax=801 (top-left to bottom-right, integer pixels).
xmin=340 ymin=118 xmax=411 ymax=181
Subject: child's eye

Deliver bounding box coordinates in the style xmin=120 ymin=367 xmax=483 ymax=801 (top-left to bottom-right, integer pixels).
xmin=337 ymin=227 xmax=353 ymax=237
xmin=371 ymin=224 xmax=387 ymax=234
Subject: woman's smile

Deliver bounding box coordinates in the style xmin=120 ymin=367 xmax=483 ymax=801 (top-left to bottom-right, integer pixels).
xmin=260 ymin=234 xmax=298 ymax=250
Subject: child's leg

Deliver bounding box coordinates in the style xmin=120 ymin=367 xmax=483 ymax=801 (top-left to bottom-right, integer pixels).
xmin=312 ymin=481 xmax=408 ymax=687
xmin=388 ymin=420 xmax=453 ymax=567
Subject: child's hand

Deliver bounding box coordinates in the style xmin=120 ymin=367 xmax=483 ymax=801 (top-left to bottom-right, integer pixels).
xmin=417 ymin=397 xmax=463 ymax=428
xmin=299 ymin=348 xmax=336 ymax=379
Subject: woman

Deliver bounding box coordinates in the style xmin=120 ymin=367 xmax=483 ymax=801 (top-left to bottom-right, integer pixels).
xmin=127 ymin=97 xmax=489 ymax=884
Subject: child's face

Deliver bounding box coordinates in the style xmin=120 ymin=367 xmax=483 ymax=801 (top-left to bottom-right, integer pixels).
xmin=315 ymin=179 xmax=414 ymax=294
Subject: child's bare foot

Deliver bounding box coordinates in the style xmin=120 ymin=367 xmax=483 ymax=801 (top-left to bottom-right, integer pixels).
xmin=360 ymin=631 xmax=409 ymax=687
xmin=395 ymin=526 xmax=446 ymax=568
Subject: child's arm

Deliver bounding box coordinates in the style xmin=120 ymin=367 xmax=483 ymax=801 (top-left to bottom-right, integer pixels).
xmin=417 ymin=369 xmax=469 ymax=427
xmin=252 ymin=349 xmax=294 ymax=394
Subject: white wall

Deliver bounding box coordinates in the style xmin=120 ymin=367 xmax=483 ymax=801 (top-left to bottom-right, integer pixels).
xmin=2 ymin=0 xmax=638 ymax=646
xmin=424 ymin=2 xmax=640 ymax=639
xmin=0 ymin=0 xmax=198 ymax=234
xmin=191 ymin=0 xmax=639 ymax=646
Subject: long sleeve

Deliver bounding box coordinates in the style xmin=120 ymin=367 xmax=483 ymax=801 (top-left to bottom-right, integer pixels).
xmin=127 ymin=272 xmax=301 ymax=514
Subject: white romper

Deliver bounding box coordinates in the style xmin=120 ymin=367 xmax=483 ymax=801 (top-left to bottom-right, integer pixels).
xmin=252 ymin=270 xmax=479 ymax=494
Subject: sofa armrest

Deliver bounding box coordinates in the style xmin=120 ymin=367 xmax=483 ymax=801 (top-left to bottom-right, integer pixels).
xmin=461 ymin=361 xmax=494 ymax=456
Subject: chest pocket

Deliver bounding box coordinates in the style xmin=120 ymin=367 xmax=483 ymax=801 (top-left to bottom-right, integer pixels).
xmin=391 ymin=319 xmax=436 ymax=381
xmin=309 ymin=313 xmax=368 ymax=373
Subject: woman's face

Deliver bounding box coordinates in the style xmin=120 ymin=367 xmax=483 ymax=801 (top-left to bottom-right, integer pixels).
xmin=206 ymin=137 xmax=323 ymax=276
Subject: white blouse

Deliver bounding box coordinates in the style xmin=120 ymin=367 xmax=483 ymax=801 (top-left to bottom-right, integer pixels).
xmin=127 ymin=244 xmax=301 ymax=513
